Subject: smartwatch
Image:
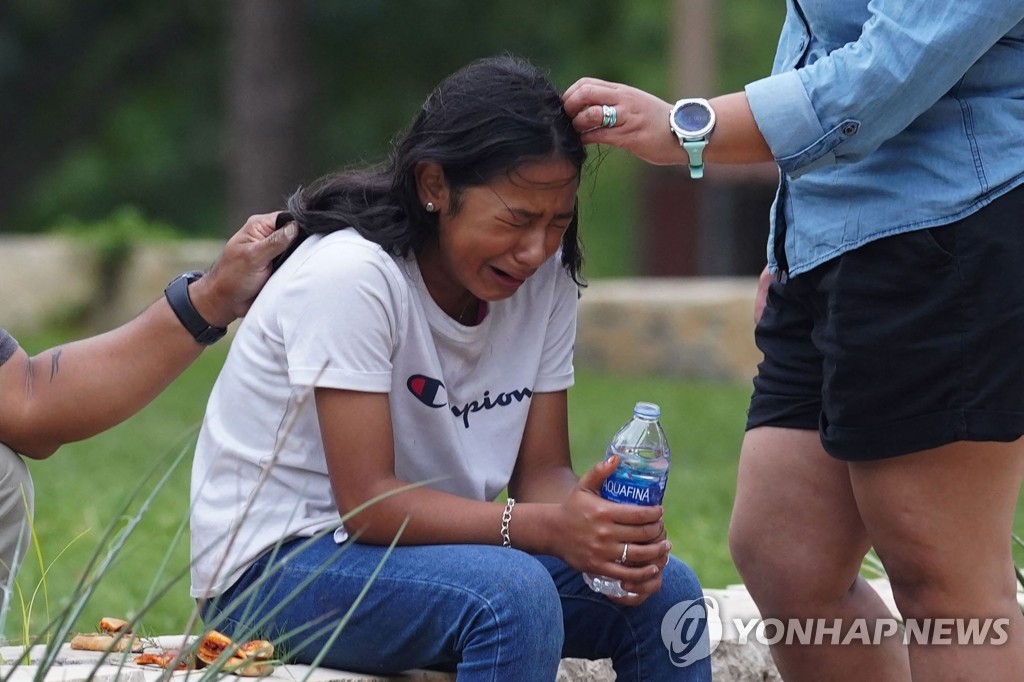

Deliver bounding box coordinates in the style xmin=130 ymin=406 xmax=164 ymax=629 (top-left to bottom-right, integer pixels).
xmin=669 ymin=98 xmax=717 ymax=179
xmin=164 ymin=271 xmax=227 ymax=346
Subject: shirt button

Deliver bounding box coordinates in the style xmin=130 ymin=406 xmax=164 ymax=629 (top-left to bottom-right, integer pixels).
xmin=842 ymin=123 xmax=858 ymax=135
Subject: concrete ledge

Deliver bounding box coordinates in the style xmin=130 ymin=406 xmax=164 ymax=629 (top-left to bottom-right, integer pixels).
xmin=22 ymin=578 xmax=996 ymax=681
xmin=0 ymin=651 xmax=608 ymax=682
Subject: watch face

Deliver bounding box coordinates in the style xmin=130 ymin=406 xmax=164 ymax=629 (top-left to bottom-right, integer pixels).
xmin=673 ymin=102 xmax=712 ymax=135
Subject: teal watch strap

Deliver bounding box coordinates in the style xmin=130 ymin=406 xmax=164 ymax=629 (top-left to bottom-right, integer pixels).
xmin=682 ymin=139 xmax=708 ymax=179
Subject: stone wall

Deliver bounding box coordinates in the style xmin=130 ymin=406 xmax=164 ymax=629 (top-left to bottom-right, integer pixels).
xmin=578 ymin=277 xmax=759 ymax=381
xmin=0 ymin=236 xmax=760 ymax=381
xmin=99 ymin=241 xmax=225 ymax=329
xmin=0 ymin=236 xmax=223 ymax=335
xmin=0 ymin=236 xmax=101 ymax=332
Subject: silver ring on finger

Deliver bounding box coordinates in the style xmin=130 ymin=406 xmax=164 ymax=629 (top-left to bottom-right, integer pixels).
xmin=619 ymin=542 xmax=629 ymax=564
xmin=600 ymin=104 xmax=618 ymax=128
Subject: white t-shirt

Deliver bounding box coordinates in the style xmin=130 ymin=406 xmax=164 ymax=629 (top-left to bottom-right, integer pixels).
xmin=190 ymin=229 xmax=578 ymax=597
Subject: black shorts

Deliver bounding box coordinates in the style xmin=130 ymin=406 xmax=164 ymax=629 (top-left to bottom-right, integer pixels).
xmin=746 ymin=184 xmax=1024 ymax=461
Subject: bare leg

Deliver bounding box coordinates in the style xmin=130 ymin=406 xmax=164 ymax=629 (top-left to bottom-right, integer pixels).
xmin=729 ymin=427 xmax=910 ymax=681
xmin=850 ymin=439 xmax=1024 ymax=681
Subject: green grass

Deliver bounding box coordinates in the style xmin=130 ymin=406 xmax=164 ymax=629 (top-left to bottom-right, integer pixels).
xmin=8 ymin=328 xmax=1024 ymax=642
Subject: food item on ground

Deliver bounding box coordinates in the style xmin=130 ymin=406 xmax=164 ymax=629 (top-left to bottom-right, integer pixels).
xmin=99 ymin=617 xmax=131 ymax=635
xmin=238 ymin=640 xmax=274 ymax=661
xmin=69 ymin=617 xmax=143 ymax=653
xmin=196 ymin=629 xmax=234 ymax=663
xmin=72 ymin=622 xmax=275 ymax=676
xmin=133 ymin=651 xmax=192 ymax=670
xmin=69 ymin=633 xmax=142 ymax=653
xmin=197 ymin=629 xmax=275 ymax=677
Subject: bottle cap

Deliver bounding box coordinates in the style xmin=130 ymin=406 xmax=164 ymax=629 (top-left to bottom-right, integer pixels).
xmin=633 ymin=401 xmax=661 ymax=418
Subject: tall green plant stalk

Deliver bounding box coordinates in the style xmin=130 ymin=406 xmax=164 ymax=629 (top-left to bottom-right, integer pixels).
xmin=10 ymin=520 xmax=88 ymax=655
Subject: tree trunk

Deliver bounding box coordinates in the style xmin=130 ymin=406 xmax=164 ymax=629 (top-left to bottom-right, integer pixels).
xmin=225 ymin=0 xmax=313 ymax=233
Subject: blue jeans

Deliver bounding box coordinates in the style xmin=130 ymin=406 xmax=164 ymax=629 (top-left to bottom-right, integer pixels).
xmin=202 ymin=535 xmax=711 ymax=681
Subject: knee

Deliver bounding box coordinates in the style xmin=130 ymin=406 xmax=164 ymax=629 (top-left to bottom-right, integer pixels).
xmin=728 ymin=515 xmax=796 ymax=592
xmin=660 ymin=556 xmax=705 ymax=605
xmin=500 ymin=552 xmax=564 ymax=639
xmin=881 ymin=558 xmax=936 ymax=619
xmin=729 ymin=518 xmax=858 ymax=609
xmin=728 ymin=508 xmax=764 ymax=579
xmin=469 ymin=551 xmax=564 ymax=654
xmin=880 ymin=550 xmax=1014 ymax=620
xmin=646 ymin=558 xmax=709 ymax=632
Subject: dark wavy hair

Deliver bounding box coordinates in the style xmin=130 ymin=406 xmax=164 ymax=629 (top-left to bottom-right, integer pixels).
xmin=274 ymin=55 xmax=587 ymax=283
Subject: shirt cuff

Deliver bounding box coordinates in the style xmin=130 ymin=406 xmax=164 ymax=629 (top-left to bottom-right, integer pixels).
xmin=746 ymin=70 xmax=848 ymax=178
xmin=0 ymin=329 xmax=19 ymax=366
xmin=288 ymin=367 xmax=392 ymax=392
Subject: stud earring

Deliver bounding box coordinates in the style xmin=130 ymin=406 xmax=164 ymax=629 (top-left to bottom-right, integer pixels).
xmin=425 ymin=202 xmax=437 ymax=213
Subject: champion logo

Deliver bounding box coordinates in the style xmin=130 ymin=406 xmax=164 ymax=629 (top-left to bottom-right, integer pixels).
xmin=406 ymin=374 xmax=533 ymax=428
xmin=407 ymin=374 xmax=448 ymax=408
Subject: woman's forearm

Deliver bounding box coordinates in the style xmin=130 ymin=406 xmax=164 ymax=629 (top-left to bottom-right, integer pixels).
xmin=0 ymin=298 xmax=205 ymax=458
xmin=705 ymin=91 xmax=774 ymax=165
xmin=0 ymin=212 xmax=297 ymax=458
xmin=562 ymin=79 xmax=774 ymax=167
xmin=339 ymin=478 xmax=560 ymax=555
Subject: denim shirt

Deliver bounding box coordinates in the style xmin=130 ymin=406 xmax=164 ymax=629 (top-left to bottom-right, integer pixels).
xmin=745 ymin=0 xmax=1024 ymax=277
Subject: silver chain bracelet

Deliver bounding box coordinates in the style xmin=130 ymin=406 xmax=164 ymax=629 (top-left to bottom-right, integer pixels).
xmin=501 ymin=498 xmax=516 ymax=548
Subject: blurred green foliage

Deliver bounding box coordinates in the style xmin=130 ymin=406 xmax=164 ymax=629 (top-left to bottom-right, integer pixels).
xmin=55 ymin=207 xmax=179 ymax=260
xmin=1 ymin=1 xmax=784 ymax=276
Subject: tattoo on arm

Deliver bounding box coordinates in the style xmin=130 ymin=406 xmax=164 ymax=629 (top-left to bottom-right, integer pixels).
xmin=50 ymin=348 xmax=63 ymax=382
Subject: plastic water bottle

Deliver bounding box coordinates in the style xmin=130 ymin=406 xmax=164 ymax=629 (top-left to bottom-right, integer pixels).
xmin=583 ymin=401 xmax=671 ymax=598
